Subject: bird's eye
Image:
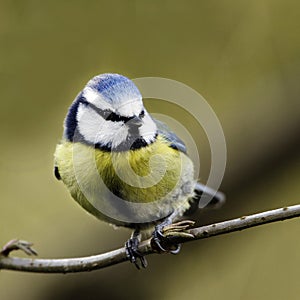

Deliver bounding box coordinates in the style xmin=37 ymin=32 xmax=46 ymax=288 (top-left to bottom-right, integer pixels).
xmin=102 ymin=110 xmax=111 ymax=119
xmin=106 ymin=112 xmax=118 ymax=121
xmin=106 ymin=111 xmax=129 ymax=122
xmin=139 ymin=110 xmax=145 ymax=118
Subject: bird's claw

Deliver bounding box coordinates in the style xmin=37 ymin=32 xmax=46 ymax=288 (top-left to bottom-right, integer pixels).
xmin=125 ymin=237 xmax=147 ymax=270
xmin=151 ymin=220 xmax=195 ymax=254
xmin=1 ymin=239 xmax=38 ymax=257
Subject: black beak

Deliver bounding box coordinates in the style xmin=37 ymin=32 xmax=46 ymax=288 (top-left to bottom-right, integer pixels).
xmin=128 ymin=116 xmax=143 ymax=127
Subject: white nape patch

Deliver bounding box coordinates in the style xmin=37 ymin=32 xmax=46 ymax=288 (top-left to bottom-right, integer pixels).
xmin=83 ymin=88 xmax=114 ymax=111
xmin=139 ymin=110 xmax=157 ymax=143
xmin=77 ymin=103 xmax=128 ymax=147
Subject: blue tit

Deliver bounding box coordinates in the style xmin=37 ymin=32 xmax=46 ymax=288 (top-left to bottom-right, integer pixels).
xmin=54 ymin=73 xmax=224 ymax=268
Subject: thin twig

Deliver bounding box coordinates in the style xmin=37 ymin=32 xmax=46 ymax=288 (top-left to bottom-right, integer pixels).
xmin=0 ymin=204 xmax=299 ymax=273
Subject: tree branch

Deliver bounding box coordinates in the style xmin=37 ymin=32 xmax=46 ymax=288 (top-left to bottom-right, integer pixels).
xmin=1 ymin=204 xmax=300 ymax=273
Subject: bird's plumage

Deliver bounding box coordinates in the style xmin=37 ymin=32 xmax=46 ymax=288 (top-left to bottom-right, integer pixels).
xmin=54 ymin=135 xmax=194 ymax=228
xmin=54 ymin=73 xmax=224 ymax=231
xmin=154 ymin=119 xmax=187 ymax=153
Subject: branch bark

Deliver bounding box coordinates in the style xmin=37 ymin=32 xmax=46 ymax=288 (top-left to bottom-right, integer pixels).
xmin=1 ymin=204 xmax=300 ymax=273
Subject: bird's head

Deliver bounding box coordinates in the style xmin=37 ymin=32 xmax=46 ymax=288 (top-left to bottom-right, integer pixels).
xmin=64 ymin=73 xmax=157 ymax=151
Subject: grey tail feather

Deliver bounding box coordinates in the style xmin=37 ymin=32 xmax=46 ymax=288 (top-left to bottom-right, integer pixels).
xmin=184 ymin=182 xmax=225 ymax=216
xmin=193 ymin=182 xmax=225 ymax=210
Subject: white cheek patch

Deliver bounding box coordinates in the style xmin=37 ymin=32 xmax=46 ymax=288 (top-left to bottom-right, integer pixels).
xmin=77 ymin=103 xmax=129 ymax=147
xmin=138 ymin=111 xmax=157 ymax=144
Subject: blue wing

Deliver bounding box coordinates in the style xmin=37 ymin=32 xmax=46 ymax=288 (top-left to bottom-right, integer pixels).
xmin=153 ymin=118 xmax=226 ymax=211
xmin=154 ymin=118 xmax=187 ymax=153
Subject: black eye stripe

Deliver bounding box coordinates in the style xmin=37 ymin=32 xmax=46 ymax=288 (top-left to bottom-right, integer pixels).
xmin=84 ymin=101 xmax=134 ymax=123
xmin=139 ymin=110 xmax=145 ymax=118
xmin=81 ymin=98 xmax=145 ymax=123
xmin=106 ymin=112 xmax=133 ymax=122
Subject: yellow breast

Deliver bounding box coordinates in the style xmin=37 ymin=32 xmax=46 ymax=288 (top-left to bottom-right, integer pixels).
xmin=54 ymin=136 xmax=195 ymax=226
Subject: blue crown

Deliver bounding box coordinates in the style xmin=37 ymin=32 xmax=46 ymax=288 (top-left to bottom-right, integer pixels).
xmin=87 ymin=73 xmax=142 ymax=103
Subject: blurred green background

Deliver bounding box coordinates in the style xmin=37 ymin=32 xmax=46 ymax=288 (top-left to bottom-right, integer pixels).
xmin=1 ymin=0 xmax=300 ymax=299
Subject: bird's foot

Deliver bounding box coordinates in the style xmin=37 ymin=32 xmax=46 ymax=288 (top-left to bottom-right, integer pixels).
xmin=125 ymin=236 xmax=147 ymax=270
xmin=151 ymin=220 xmax=195 ymax=254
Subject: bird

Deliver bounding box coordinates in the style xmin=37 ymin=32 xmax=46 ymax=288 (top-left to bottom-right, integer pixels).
xmin=54 ymin=73 xmax=225 ymax=268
